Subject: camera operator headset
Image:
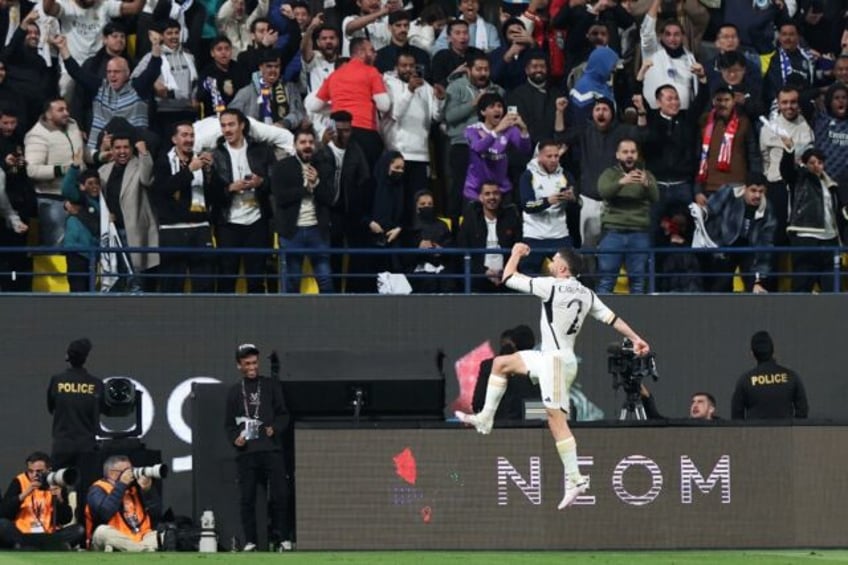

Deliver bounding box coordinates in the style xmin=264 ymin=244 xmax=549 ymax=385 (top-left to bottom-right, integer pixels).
xmin=84 ymin=455 xmax=164 ymax=552
xmin=0 ymin=451 xmax=84 ymax=550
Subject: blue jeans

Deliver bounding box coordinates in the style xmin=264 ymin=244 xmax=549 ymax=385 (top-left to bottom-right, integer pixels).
xmin=279 ymin=226 xmax=333 ymax=293
xmin=597 ymin=230 xmax=651 ymax=294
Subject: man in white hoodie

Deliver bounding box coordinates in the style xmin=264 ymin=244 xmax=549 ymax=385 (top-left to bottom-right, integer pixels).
xmin=517 ymin=139 xmax=576 ymax=274
xmin=760 ymin=85 xmax=814 ymax=247
xmin=131 ymin=18 xmax=198 ymax=136
xmin=381 ymin=48 xmax=445 ymax=226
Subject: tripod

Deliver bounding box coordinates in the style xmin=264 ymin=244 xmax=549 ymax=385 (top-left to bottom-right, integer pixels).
xmin=619 ymin=390 xmax=648 ymax=421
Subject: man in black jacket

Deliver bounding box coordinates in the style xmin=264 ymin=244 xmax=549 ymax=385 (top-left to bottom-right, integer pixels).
xmin=209 ymin=109 xmax=275 ymax=293
xmin=731 ymin=331 xmax=808 ymax=420
xmin=457 ymin=180 xmax=521 ymax=292
xmin=634 ymin=78 xmax=707 ymax=242
xmin=224 ymin=343 xmax=291 ymax=552
xmin=151 ymin=122 xmax=215 ymax=293
xmin=47 ymin=338 xmax=103 ymax=469
xmin=0 ymin=451 xmax=83 ymax=550
xmin=270 ymin=128 xmax=336 ymax=293
xmin=0 ymin=107 xmax=35 ymax=291
xmin=320 ymin=111 xmax=373 ymax=293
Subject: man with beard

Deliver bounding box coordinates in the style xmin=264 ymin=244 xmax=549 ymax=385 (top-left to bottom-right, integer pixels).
xmin=518 ymin=139 xmax=576 ymax=274
xmin=197 ymin=36 xmax=250 ymax=119
xmin=97 ymin=131 xmax=159 ymax=292
xmin=230 ymin=49 xmax=304 ymax=130
xmin=813 ymin=83 xmax=848 ymax=183
xmin=640 ymin=0 xmax=699 ymax=111
xmin=760 ymin=86 xmax=813 ymax=246
xmin=457 ymin=180 xmax=522 ymax=292
xmin=695 ymin=87 xmax=762 ymax=203
xmin=270 ymin=128 xmax=336 ymax=293
xmin=764 ymin=21 xmax=818 ymax=106
xmin=2 ymin=10 xmax=59 ymax=123
xmin=596 ymin=138 xmax=658 ymax=294
xmin=557 ymin=97 xmax=638 ymax=251
xmin=209 ymin=109 xmax=275 ymax=293
xmin=381 ymin=49 xmax=445 ymax=226
xmin=24 ymin=97 xmax=84 ymax=247
xmin=307 ymin=37 xmax=390 ymax=171
xmin=375 ymin=11 xmax=430 ymax=77
xmin=300 ymin=22 xmax=339 ymax=139
xmin=319 ymin=110 xmax=372 ymax=293
xmin=564 ymin=22 xmax=610 ymax=90
xmin=489 ymin=18 xmax=535 ymax=92
xmin=444 ymin=52 xmax=502 ymax=226
xmin=151 ymin=122 xmax=215 ymax=293
xmin=0 ymin=108 xmax=35 ymax=291
xmin=507 ymin=51 xmax=565 ymax=149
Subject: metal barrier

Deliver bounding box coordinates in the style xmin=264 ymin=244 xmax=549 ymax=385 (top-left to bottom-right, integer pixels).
xmin=0 ymin=244 xmax=844 ymax=293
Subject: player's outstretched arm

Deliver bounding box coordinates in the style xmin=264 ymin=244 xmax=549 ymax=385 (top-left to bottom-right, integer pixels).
xmin=612 ymin=318 xmax=650 ymax=356
xmin=502 ymin=242 xmax=531 ymax=283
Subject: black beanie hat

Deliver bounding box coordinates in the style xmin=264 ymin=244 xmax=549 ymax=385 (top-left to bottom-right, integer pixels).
xmin=66 ymin=338 xmax=92 ymax=366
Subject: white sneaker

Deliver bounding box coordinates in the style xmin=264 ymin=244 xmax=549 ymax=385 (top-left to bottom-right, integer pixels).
xmin=243 ymin=542 xmax=257 ymax=552
xmin=103 ymin=545 xmax=114 ymax=553
xmin=454 ymin=410 xmax=493 ymax=435
xmin=557 ymin=476 xmax=590 ymax=510
xmin=278 ymin=540 xmax=293 ymax=552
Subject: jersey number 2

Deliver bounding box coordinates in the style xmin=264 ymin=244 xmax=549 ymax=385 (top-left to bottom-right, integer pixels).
xmin=566 ymin=299 xmax=583 ymax=335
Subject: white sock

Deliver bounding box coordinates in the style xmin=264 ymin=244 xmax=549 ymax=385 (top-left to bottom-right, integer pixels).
xmin=556 ymin=437 xmax=581 ymax=484
xmin=480 ymin=374 xmax=507 ymax=418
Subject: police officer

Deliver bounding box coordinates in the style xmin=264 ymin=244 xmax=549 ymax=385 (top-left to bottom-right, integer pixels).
xmin=731 ymin=331 xmax=809 ymax=419
xmin=47 ymin=338 xmax=104 ymax=469
xmin=0 ymin=451 xmax=84 ymax=549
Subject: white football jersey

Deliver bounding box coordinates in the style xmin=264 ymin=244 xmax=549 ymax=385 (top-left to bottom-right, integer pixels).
xmin=505 ymin=274 xmax=616 ymax=352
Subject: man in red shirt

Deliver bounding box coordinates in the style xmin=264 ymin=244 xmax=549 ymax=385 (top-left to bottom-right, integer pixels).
xmin=307 ymin=37 xmax=390 ymax=170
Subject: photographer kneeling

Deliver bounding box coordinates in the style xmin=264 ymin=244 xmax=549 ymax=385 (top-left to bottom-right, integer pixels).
xmin=0 ymin=452 xmax=84 ymax=550
xmin=85 ymin=455 xmax=162 ymax=552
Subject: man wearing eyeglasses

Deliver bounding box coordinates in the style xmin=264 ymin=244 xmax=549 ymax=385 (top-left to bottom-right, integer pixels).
xmin=84 ymin=455 xmax=161 ymax=551
xmin=225 ymin=343 xmax=292 ymax=552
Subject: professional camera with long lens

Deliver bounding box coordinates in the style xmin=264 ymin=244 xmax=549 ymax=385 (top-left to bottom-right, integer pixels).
xmin=35 ymin=467 xmax=78 ymax=490
xmin=132 ymin=464 xmax=168 ymax=480
xmin=608 ymin=338 xmax=659 ymax=396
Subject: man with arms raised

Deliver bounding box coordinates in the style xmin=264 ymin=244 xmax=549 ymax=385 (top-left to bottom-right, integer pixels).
xmin=456 ymin=243 xmax=650 ymax=509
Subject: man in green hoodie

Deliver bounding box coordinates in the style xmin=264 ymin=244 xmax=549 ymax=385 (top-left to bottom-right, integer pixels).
xmin=596 ymin=138 xmax=658 ymax=294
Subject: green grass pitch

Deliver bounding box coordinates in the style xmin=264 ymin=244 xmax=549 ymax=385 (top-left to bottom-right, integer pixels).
xmin=0 ymin=551 xmax=848 ymax=565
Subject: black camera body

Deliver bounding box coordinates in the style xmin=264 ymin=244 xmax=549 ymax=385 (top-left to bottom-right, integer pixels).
xmin=608 ymin=338 xmax=659 ymax=396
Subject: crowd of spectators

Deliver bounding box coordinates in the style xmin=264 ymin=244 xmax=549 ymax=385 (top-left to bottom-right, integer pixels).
xmin=0 ymin=0 xmax=845 ymax=293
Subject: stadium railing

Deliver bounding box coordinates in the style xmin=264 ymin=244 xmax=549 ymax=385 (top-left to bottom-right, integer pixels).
xmin=0 ymin=244 xmax=844 ymax=294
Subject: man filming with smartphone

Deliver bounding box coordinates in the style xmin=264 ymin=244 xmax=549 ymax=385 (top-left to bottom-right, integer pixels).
xmin=517 ymin=139 xmax=576 ymax=273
